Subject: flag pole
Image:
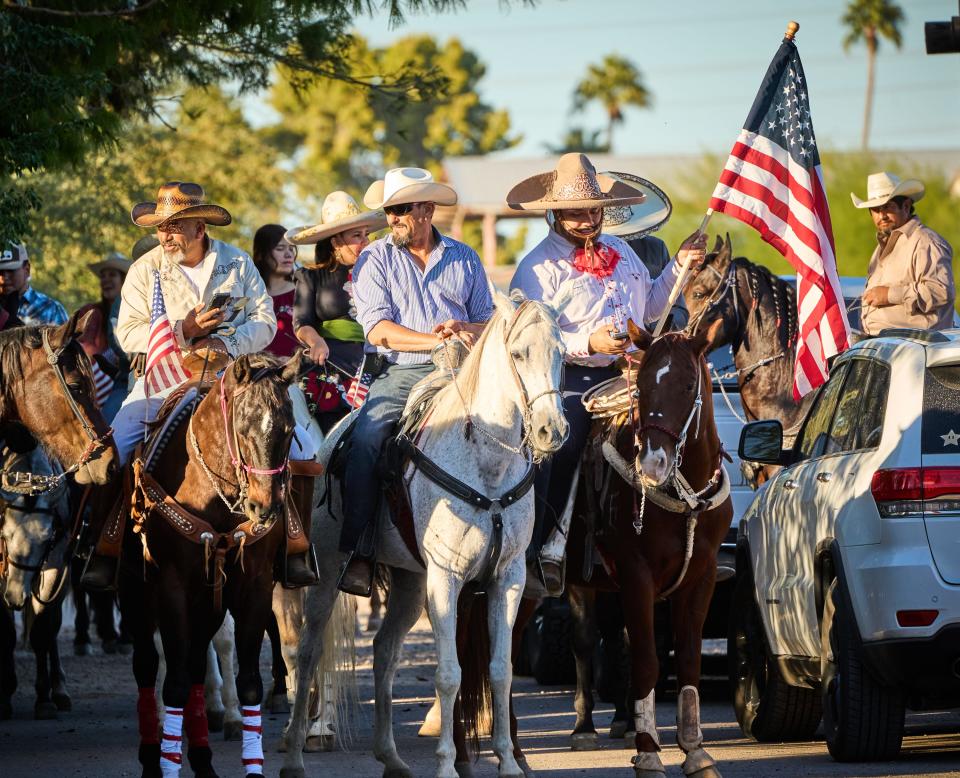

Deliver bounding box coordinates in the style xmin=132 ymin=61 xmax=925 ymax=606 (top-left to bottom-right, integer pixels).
xmin=651 ymin=19 xmax=800 ymax=339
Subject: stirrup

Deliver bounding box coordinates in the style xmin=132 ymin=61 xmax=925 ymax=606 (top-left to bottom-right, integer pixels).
xmin=336 ymin=552 xmax=374 ymax=597
xmin=80 ymin=551 xmax=120 ymax=592
xmin=280 ymin=543 xmax=320 ymax=589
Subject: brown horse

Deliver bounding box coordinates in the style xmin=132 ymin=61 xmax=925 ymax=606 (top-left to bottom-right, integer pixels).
xmin=123 ymin=353 xmax=302 ymax=778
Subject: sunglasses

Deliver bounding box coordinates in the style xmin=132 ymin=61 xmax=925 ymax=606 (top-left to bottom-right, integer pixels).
xmin=384 ymin=202 xmax=421 ymax=216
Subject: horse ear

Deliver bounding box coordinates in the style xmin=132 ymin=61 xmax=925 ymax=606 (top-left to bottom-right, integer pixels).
xmin=492 ymin=288 xmax=516 ymax=322
xmin=49 ymin=308 xmax=96 ymax=349
xmin=626 ymin=318 xmax=652 ymax=353
xmin=692 ymin=318 xmax=724 ymax=356
xmin=712 ymin=234 xmax=724 ymax=254
xmin=280 ymin=350 xmax=307 ymax=384
xmin=231 ymin=355 xmax=251 ymax=383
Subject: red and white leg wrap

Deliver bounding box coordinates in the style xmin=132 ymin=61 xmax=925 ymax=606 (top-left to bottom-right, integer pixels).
xmin=137 ymin=687 xmax=160 ymax=745
xmin=184 ymin=684 xmax=209 ymax=748
xmin=160 ymin=706 xmax=183 ymax=776
xmin=241 ymin=704 xmax=264 ymax=774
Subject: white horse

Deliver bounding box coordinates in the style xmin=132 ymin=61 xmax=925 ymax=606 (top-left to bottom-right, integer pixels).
xmin=280 ymin=291 xmax=568 ymax=778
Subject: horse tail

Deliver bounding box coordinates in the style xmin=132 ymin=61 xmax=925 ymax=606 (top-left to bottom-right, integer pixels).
xmin=457 ymin=588 xmax=491 ymax=755
xmin=311 ymin=592 xmax=359 ymax=747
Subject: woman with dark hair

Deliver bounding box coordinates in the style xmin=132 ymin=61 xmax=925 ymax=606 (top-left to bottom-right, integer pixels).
xmin=252 ymin=223 xmax=300 ymax=357
xmin=286 ymin=191 xmax=385 ymax=431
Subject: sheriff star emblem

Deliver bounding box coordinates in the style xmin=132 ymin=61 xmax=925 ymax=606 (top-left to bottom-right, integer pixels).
xmin=941 ymin=429 xmax=960 ymax=447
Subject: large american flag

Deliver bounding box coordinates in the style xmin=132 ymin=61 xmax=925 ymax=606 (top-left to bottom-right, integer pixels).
xmin=146 ymin=270 xmax=191 ymax=395
xmin=709 ymin=35 xmax=850 ymax=399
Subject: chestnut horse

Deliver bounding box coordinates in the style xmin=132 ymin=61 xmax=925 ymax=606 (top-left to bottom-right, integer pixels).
xmin=123 ymin=353 xmax=302 ymax=778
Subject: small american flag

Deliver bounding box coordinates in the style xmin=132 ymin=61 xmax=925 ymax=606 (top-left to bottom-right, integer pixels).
xmin=345 ymin=356 xmax=375 ymax=409
xmin=708 ymin=33 xmax=850 ymax=399
xmin=90 ymin=358 xmax=114 ymax=408
xmin=146 ymin=270 xmax=191 ymax=395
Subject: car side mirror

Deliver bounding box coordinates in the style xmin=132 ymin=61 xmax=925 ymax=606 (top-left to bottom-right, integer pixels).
xmin=739 ymin=420 xmax=785 ymax=464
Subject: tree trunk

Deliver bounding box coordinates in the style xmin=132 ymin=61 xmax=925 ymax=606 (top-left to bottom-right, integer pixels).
xmin=861 ymin=33 xmax=877 ymax=151
xmin=606 ymin=111 xmax=615 ymax=153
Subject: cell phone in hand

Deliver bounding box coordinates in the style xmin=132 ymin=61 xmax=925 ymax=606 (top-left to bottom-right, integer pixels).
xmin=611 ymin=330 xmax=629 ymax=341
xmin=222 ymin=296 xmax=248 ymax=322
xmin=204 ymin=292 xmax=231 ymax=315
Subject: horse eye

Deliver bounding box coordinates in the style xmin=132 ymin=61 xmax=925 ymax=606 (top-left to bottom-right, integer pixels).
xmin=511 ymin=350 xmax=524 ymax=361
xmin=693 ymin=292 xmax=705 ymax=300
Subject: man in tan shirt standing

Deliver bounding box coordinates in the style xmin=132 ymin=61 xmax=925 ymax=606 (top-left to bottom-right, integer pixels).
xmin=852 ymin=171 xmax=955 ymax=335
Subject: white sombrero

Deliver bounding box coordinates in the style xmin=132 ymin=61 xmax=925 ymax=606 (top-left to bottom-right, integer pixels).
xmin=599 ymin=172 xmax=672 ymax=240
xmin=851 ymin=171 xmax=925 ymax=209
xmin=363 ymin=167 xmax=458 ymax=209
xmin=286 ymin=191 xmax=387 ymax=245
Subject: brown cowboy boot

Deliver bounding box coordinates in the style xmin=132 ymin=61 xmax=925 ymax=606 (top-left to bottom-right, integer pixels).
xmin=80 ymin=479 xmax=127 ymax=592
xmin=282 ymin=467 xmax=321 ymax=587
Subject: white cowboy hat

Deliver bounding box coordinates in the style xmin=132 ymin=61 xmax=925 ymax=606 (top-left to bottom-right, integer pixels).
xmin=599 ymin=172 xmax=672 ymax=240
xmin=88 ymin=251 xmax=133 ymax=277
xmin=286 ymin=191 xmax=387 ymax=245
xmin=851 ymin=171 xmax=925 ymax=209
xmin=362 ymin=167 xmax=458 ymax=209
xmin=0 ymin=242 xmax=27 ymax=271
xmin=507 ymin=153 xmax=648 ymax=211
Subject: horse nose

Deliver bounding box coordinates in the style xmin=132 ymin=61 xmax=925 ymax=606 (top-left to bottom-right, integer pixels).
xmin=638 ymin=444 xmax=670 ymax=486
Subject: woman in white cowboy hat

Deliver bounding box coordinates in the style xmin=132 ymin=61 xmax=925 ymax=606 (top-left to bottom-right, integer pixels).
xmin=851 ymin=171 xmax=954 ymax=335
xmin=508 ymin=153 xmax=707 ymax=594
xmin=286 ymin=191 xmax=386 ymax=431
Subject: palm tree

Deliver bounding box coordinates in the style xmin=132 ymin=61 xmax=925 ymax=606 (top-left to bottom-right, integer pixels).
xmin=842 ymin=0 xmax=905 ymax=150
xmin=572 ymin=55 xmax=651 ymax=152
xmin=544 ymin=126 xmax=609 ymax=154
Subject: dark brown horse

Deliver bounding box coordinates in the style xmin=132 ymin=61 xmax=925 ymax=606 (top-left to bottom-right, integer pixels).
xmin=682 ymin=236 xmax=813 ymax=484
xmin=124 ymin=353 xmax=302 ymax=778
xmin=0 ymin=312 xmax=116 ymax=720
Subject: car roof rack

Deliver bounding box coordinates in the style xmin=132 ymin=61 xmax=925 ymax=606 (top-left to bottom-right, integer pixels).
xmin=876 ymin=328 xmax=951 ymax=344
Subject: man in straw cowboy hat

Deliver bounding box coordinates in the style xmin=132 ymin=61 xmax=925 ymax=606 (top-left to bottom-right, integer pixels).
xmin=0 ymin=241 xmax=68 ymax=326
xmin=335 ymin=167 xmax=493 ymax=596
xmin=852 ymin=171 xmax=954 ymax=336
xmin=509 ymin=153 xmax=707 ymax=595
xmin=82 ymin=182 xmax=305 ymax=589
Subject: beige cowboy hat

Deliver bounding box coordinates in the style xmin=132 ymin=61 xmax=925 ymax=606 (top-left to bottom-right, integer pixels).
xmin=131 ymin=182 xmax=232 ymax=228
xmin=600 ymin=172 xmax=672 ymax=240
xmin=507 ymin=153 xmax=648 ymax=212
xmin=285 ymin=191 xmax=387 ymax=245
xmin=362 ymin=167 xmax=458 ymax=209
xmin=88 ymin=251 xmax=133 ymax=277
xmin=131 ymin=235 xmax=160 ymax=261
xmin=851 ymin=171 xmax=925 ymax=209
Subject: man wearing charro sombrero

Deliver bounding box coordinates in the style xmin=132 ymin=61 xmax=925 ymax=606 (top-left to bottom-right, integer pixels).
xmin=82 ymin=181 xmax=281 ymax=589
xmin=334 ymin=167 xmax=493 ymax=596
xmin=509 ymin=153 xmax=707 ymax=594
xmin=852 ymin=171 xmax=954 ymax=335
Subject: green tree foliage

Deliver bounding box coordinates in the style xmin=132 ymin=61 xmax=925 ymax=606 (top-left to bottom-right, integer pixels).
xmin=657 ymin=151 xmax=959 ymax=311
xmin=0 ymin=1 xmax=472 ymax=243
xmin=544 ymin=127 xmax=609 ymax=154
xmin=269 ymin=33 xmax=518 ymax=203
xmin=841 ymin=0 xmax=905 ymax=150
xmin=19 ymin=86 xmax=285 ymax=311
xmin=572 ymin=55 xmax=651 ymax=152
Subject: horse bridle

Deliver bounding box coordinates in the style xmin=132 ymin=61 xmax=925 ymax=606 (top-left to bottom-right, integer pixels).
xmin=684 ymin=260 xmax=740 ymax=339
xmin=634 ymin=350 xmax=704 ymax=471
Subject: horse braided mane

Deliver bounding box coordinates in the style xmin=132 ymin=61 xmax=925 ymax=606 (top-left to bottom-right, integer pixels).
xmin=730 ymin=256 xmax=797 ymax=349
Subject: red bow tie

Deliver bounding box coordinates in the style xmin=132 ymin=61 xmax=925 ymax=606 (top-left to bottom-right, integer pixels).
xmin=573 ymin=242 xmax=621 ymax=278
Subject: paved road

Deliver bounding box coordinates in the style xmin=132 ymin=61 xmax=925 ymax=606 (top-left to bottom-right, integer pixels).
xmin=2 ymin=600 xmax=959 ymax=777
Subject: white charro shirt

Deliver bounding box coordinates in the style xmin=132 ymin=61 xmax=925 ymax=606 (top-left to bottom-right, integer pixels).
xmin=117 ymin=237 xmax=276 ymax=358
xmin=510 ymin=229 xmax=681 ymax=368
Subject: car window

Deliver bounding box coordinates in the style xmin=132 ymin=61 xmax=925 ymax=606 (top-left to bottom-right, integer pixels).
xmin=796 ymin=362 xmax=849 ymax=461
xmin=922 ymin=364 xmax=960 ymax=455
xmin=854 ymin=361 xmax=890 ymax=450
xmin=828 ymin=359 xmax=874 ymax=454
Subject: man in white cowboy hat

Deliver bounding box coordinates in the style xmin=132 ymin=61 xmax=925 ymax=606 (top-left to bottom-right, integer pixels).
xmin=0 ymin=241 xmax=69 ymax=326
xmin=335 ymin=167 xmax=493 ymax=596
xmin=509 ymin=153 xmax=707 ymax=595
xmin=852 ymin=171 xmax=955 ymax=335
xmin=82 ymin=181 xmax=281 ymax=590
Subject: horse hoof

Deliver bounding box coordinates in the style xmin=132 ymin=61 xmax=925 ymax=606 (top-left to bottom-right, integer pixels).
xmin=223 ymin=719 xmax=243 ymax=741
xmin=382 ymin=767 xmax=414 ymax=778
xmin=454 ymin=762 xmax=474 ymax=778
xmin=53 ymin=692 xmax=72 ymax=712
xmin=267 ymin=693 xmax=290 ymax=714
xmin=570 ymin=732 xmax=599 ymax=751
xmin=632 ymin=751 xmax=666 ymax=777
xmin=207 ymin=709 xmax=224 ymax=732
xmin=278 ymin=769 xmax=306 ymax=778
xmin=305 ymin=733 xmax=335 ymax=752
xmin=516 ymin=756 xmax=535 ymax=778
xmin=608 ymin=720 xmax=629 ymax=739
xmin=34 ymin=701 xmax=58 ymax=720
xmin=73 ymin=641 xmax=91 ymax=656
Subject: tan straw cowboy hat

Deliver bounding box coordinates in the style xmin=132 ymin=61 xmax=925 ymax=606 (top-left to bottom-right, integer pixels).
xmin=363 ymin=167 xmax=458 ymax=209
xmin=285 ymin=191 xmax=387 ymax=245
xmin=507 ymin=153 xmax=648 ymax=211
xmin=851 ymin=171 xmax=925 ymax=209
xmin=600 ymin=172 xmax=672 ymax=240
xmin=131 ymin=182 xmax=232 ymax=227
xmin=88 ymin=251 xmax=133 ymax=277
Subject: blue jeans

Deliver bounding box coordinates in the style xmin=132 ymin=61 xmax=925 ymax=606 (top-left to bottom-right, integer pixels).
xmin=339 ymin=363 xmax=433 ymax=554
xmin=530 ymin=364 xmax=618 ymax=558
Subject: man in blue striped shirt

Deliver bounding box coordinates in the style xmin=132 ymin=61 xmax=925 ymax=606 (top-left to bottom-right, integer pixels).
xmin=338 ymin=167 xmax=493 ymax=596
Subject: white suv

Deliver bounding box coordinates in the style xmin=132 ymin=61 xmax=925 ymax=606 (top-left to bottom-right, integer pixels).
xmin=730 ymin=328 xmax=960 ymax=762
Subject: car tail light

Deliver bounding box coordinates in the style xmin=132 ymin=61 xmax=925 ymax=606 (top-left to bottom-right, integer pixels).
xmin=896 ymin=609 xmax=938 ymax=627
xmin=871 ymin=467 xmax=960 ymax=517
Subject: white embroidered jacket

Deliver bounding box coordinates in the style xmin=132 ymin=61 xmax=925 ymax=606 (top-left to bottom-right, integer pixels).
xmin=116 ymin=238 xmax=276 ymax=358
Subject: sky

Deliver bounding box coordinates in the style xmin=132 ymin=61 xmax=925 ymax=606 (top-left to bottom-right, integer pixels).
xmin=310 ymin=0 xmax=960 ymax=158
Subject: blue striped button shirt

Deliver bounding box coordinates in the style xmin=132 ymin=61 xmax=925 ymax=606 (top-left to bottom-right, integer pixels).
xmin=352 ymin=229 xmax=493 ymax=365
